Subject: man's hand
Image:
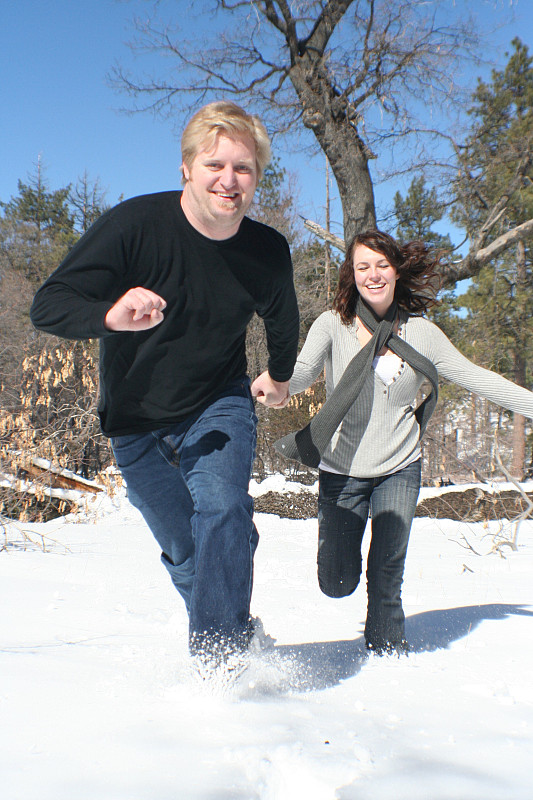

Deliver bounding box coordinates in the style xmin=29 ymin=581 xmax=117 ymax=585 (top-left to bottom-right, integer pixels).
xmin=104 ymin=288 xmax=167 ymax=332
xmin=251 ymin=371 xmax=290 ymax=408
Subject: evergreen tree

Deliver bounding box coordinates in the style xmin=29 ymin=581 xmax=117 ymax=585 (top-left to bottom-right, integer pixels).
xmin=1 ymin=159 xmax=75 ymax=244
xmin=394 ymin=177 xmax=452 ymax=251
xmin=453 ymin=38 xmax=533 ymax=236
xmin=451 ymin=39 xmax=533 ymax=477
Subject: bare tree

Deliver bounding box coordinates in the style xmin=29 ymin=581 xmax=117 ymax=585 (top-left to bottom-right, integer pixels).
xmin=302 ymin=150 xmax=533 ymax=288
xmin=68 ymin=172 xmax=110 ymax=233
xmin=111 ymin=0 xmax=488 ymax=245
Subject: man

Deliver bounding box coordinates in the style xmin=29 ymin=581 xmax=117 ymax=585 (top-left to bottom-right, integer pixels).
xmin=31 ymin=101 xmax=299 ymax=664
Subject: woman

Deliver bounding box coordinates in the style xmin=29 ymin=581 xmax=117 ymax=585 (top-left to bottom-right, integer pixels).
xmin=275 ymin=230 xmax=533 ymax=655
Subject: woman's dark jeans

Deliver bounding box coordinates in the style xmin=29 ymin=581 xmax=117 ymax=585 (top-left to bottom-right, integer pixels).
xmin=317 ymin=460 xmax=421 ymax=652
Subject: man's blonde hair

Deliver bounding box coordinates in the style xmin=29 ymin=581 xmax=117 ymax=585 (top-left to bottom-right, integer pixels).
xmin=181 ymin=101 xmax=271 ymax=182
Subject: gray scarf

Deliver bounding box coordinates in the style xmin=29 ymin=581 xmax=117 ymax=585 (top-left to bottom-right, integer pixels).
xmin=274 ymin=297 xmax=439 ymax=468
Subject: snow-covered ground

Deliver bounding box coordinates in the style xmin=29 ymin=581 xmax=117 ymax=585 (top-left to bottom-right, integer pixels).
xmin=2 ymin=476 xmax=532 ymax=800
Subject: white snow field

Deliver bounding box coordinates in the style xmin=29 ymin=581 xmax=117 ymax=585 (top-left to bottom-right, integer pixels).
xmin=1 ymin=476 xmax=532 ymax=800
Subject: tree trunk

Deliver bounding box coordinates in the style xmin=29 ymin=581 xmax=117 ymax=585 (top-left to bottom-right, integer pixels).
xmin=510 ymin=240 xmax=528 ymax=479
xmin=288 ymin=48 xmax=377 ymax=243
xmin=511 ymin=410 xmax=526 ymax=479
xmin=302 ymin=110 xmax=377 ymax=243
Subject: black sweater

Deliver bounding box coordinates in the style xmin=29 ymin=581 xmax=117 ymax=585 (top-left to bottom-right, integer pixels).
xmin=30 ymin=191 xmax=299 ymax=436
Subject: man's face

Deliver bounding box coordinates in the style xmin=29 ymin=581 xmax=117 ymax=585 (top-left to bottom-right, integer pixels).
xmin=180 ymin=134 xmax=258 ymax=240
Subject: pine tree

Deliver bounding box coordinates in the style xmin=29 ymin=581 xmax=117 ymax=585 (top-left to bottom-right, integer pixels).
xmin=1 ymin=158 xmax=75 ymax=244
xmin=394 ymin=176 xmax=452 ymax=250
xmin=451 ymin=39 xmax=533 ymax=477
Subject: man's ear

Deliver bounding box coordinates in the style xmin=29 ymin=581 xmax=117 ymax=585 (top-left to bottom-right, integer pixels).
xmin=181 ymin=163 xmax=190 ymax=182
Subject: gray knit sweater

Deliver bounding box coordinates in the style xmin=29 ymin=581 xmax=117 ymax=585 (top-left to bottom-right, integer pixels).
xmin=289 ymin=310 xmax=533 ymax=478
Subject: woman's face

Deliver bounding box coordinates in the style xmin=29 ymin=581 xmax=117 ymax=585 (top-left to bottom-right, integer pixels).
xmin=353 ymin=244 xmax=399 ymax=316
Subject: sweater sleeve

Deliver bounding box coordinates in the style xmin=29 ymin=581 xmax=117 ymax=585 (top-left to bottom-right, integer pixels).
xmin=289 ymin=312 xmax=333 ymax=395
xmin=30 ymin=211 xmax=127 ymax=340
xmin=422 ymin=318 xmax=533 ymax=419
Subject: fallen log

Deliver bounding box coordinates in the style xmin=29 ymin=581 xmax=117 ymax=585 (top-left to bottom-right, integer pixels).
xmin=20 ymin=457 xmax=103 ymax=494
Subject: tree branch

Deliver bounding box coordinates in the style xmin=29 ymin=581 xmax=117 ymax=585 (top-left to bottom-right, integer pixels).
xmin=301 ymin=0 xmax=355 ymax=57
xmin=302 ymin=215 xmax=533 ymax=285
xmin=302 ymin=217 xmax=346 ymax=252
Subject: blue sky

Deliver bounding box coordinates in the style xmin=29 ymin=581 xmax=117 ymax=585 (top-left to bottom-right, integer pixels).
xmin=1 ymin=0 xmax=531 ymax=239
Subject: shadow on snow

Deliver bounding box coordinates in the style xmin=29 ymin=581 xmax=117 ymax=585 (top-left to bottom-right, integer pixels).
xmin=271 ymin=603 xmax=533 ymax=693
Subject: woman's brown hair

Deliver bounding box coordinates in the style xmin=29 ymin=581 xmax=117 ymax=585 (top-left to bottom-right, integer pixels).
xmin=333 ymin=229 xmax=442 ymax=324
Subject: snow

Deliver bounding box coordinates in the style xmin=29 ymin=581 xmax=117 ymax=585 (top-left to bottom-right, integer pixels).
xmin=1 ymin=478 xmax=532 ymax=800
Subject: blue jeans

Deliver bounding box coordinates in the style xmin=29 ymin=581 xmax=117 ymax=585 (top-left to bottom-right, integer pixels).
xmin=317 ymin=460 xmax=421 ymax=652
xmin=111 ymin=378 xmax=259 ymax=657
